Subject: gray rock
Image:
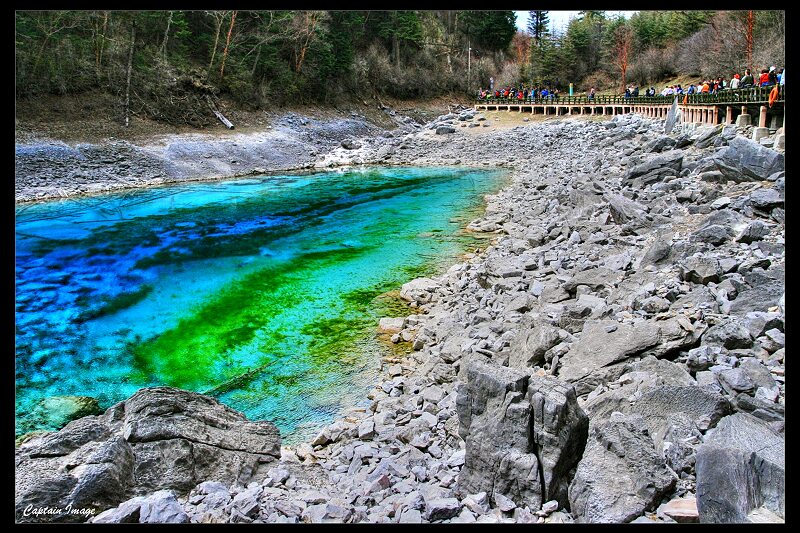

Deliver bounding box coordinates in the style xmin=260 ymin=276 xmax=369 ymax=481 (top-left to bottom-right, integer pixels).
xmin=137 ymin=490 xmax=190 ymax=524
xmin=629 ymin=385 xmax=732 ymax=435
xmin=91 ymin=496 xmax=147 ymax=523
xmin=507 ymin=321 xmax=561 ymax=368
xmin=717 ymin=137 xmax=785 ymax=181
xmin=717 ymin=368 xmax=756 ymax=395
xmin=341 ymin=139 xmax=361 ymax=150
xmin=15 ymin=387 xmax=281 ymax=522
xmin=748 ymin=188 xmax=783 ymax=211
xmin=692 ymin=224 xmax=731 ymax=246
xmin=644 ymin=136 xmax=677 ymax=153
xmin=702 ymin=319 xmax=753 ymax=349
xmin=625 ymin=150 xmax=684 ymax=181
xmin=737 ymin=221 xmax=770 ymax=244
xmin=558 ymin=318 xmax=703 ymax=395
xmin=399 ymin=277 xmax=440 ymax=303
xmin=399 ymin=508 xmax=423 ymax=523
xmin=563 ymin=267 xmax=621 ymax=294
xmin=435 ymin=126 xmax=456 ymax=135
xmin=694 ymin=125 xmax=723 ymax=149
xmin=680 ymin=256 xmax=722 ymax=285
xmin=424 ymin=498 xmax=461 ymax=521
xmin=568 ymin=413 xmax=676 ymax=523
xmin=606 ymin=194 xmax=648 ymax=224
xmin=696 ymin=413 xmax=784 ymax=522
xmin=640 ymin=235 xmax=673 ymax=266
xmin=455 ymin=360 xmax=587 ymax=509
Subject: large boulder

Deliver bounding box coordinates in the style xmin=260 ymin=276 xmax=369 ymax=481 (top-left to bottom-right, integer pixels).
xmin=624 ymin=150 xmax=684 ymax=182
xmin=568 ymin=413 xmax=676 ymax=523
xmin=558 ymin=318 xmax=705 ymax=395
xmin=605 ymin=194 xmax=648 ymax=225
xmin=716 ymin=137 xmax=785 ymax=181
xmin=399 ymin=277 xmax=441 ymax=304
xmin=15 ymin=387 xmax=281 ymax=523
xmin=455 ymin=360 xmax=588 ymax=510
xmin=562 ymin=267 xmax=623 ymax=294
xmin=507 ymin=321 xmax=561 ymax=368
xmin=696 ymin=413 xmax=784 ymax=523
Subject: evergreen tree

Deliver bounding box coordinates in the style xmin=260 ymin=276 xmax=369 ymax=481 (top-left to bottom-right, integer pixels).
xmin=461 ymin=11 xmax=516 ymax=51
xmin=527 ymin=10 xmax=549 ymax=43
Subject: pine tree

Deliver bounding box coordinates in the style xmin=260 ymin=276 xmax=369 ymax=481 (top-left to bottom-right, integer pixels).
xmin=527 ymin=10 xmax=549 ymax=44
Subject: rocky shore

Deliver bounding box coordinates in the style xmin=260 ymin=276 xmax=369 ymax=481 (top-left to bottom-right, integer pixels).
xmin=15 ymin=108 xmax=785 ymax=523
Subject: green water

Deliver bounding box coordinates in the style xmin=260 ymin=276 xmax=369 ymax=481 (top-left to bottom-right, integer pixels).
xmin=15 ymin=166 xmax=506 ymax=442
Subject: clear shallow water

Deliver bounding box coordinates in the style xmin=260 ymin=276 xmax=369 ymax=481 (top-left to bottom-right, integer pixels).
xmin=15 ymin=166 xmax=506 ymax=442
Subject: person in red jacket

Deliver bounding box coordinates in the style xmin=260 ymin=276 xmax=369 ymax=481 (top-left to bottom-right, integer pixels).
xmin=759 ymin=69 xmax=770 ymax=86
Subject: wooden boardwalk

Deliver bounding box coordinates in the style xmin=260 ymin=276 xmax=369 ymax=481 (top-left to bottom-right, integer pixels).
xmin=474 ymin=87 xmax=785 ymax=128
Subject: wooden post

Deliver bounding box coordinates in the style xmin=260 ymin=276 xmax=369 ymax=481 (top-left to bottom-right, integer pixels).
xmin=726 ymin=106 xmax=732 ymax=124
xmin=713 ymin=107 xmax=718 ymax=125
xmin=759 ymin=106 xmax=768 ymax=128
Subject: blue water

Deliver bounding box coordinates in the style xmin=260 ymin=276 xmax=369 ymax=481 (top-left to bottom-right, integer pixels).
xmin=15 ymin=166 xmax=506 ymax=442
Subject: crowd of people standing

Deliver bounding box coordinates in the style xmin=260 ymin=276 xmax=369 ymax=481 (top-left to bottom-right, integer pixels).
xmin=477 ymin=65 xmax=784 ymax=102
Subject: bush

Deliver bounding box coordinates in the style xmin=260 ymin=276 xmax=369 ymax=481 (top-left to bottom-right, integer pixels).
xmin=628 ymin=46 xmax=679 ymax=86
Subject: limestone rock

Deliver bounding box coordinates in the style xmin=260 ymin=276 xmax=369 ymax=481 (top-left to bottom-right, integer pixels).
xmin=15 ymin=387 xmax=281 ymax=522
xmin=568 ymin=413 xmax=676 ymax=523
xmin=696 ymin=413 xmax=784 ymax=523
xmin=456 ymin=360 xmax=587 ymax=509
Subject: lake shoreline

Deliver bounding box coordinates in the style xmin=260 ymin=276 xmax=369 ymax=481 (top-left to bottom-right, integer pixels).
xmin=16 ymin=108 xmax=785 ymax=523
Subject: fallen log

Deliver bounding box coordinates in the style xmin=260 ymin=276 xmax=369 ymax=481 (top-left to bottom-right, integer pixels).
xmin=206 ymin=95 xmax=235 ymax=129
xmin=212 ymin=109 xmax=235 ymax=129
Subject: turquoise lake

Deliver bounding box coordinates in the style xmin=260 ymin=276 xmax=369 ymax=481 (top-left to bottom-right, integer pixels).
xmin=15 ymin=166 xmax=506 ymax=443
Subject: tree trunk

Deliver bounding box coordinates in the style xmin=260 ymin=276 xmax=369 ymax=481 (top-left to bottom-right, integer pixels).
xmin=160 ymin=10 xmax=173 ymax=58
xmin=207 ymin=14 xmax=223 ymax=81
xmin=219 ymin=10 xmax=237 ymax=79
xmin=124 ymin=20 xmax=136 ymax=128
xmin=251 ymin=44 xmax=261 ymax=77
xmin=99 ymin=11 xmax=108 ymax=67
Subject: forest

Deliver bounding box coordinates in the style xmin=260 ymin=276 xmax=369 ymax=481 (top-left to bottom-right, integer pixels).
xmin=15 ymin=10 xmax=785 ymax=126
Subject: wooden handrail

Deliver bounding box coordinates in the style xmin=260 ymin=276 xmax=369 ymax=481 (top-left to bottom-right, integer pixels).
xmin=475 ymin=86 xmax=784 ymax=106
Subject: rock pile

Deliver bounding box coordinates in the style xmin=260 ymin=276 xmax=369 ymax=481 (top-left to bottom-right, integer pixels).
xmin=16 ymin=111 xmax=784 ymax=523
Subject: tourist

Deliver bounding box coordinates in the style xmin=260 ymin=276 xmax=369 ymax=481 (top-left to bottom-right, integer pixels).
xmin=730 ymin=73 xmax=740 ymax=89
xmin=700 ymin=80 xmax=710 ymax=93
xmin=687 ymin=83 xmax=696 ymax=95
xmin=648 ymin=86 xmax=655 ymax=97
xmin=768 ymin=66 xmax=778 ymax=86
xmin=553 ymin=88 xmax=560 ymax=100
xmin=588 ymin=86 xmax=596 ymax=100
xmin=541 ymin=87 xmax=549 ymax=99
xmin=633 ymin=85 xmax=639 ymax=97
xmin=741 ymin=68 xmax=754 ymax=87
xmin=675 ymin=84 xmax=683 ymax=95
xmin=759 ymin=68 xmax=770 ymax=86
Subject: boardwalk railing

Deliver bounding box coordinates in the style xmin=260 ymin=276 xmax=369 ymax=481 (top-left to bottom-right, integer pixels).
xmin=476 ymin=86 xmax=784 ymax=106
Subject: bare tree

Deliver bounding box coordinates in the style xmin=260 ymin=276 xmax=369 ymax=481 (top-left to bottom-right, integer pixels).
xmin=219 ymin=10 xmax=237 ymax=78
xmin=206 ymin=11 xmax=230 ymax=81
xmin=290 ymin=11 xmax=327 ymax=73
xmin=612 ymin=25 xmax=633 ymax=92
xmin=160 ymin=10 xmax=173 ymax=59
xmin=124 ymin=19 xmax=136 ymax=128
